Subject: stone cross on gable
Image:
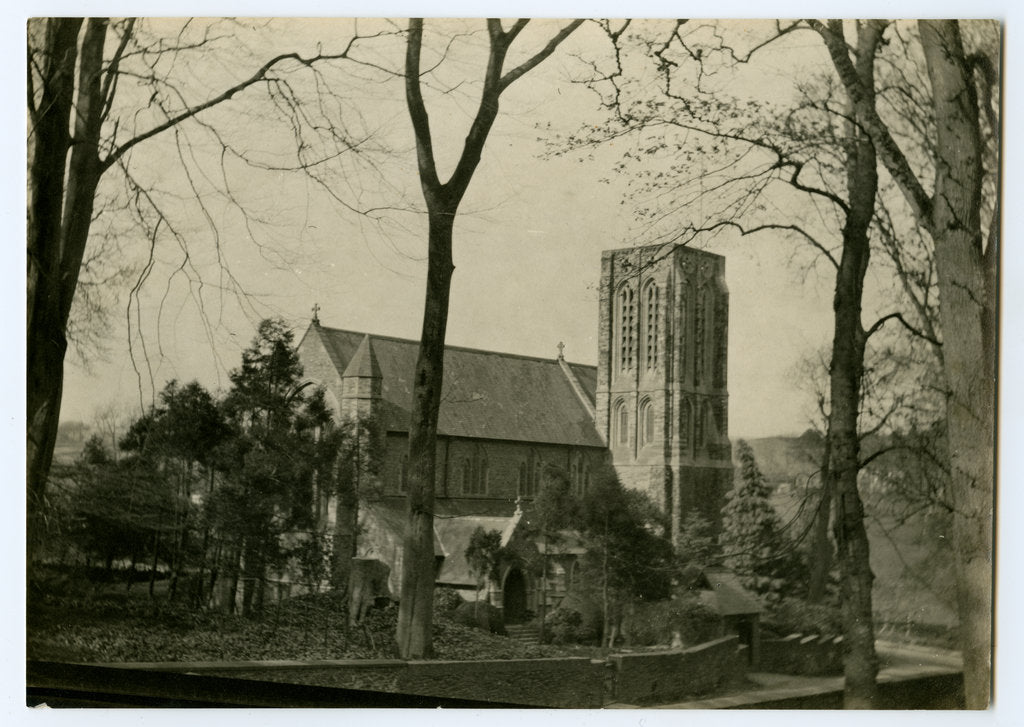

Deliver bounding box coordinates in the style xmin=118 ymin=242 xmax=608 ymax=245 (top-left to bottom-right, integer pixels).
xmin=557 ymin=341 xmax=565 ymax=361
xmin=311 ymin=302 xmax=321 ymax=325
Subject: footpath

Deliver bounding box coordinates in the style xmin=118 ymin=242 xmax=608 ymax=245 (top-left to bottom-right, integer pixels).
xmin=608 ymin=640 xmax=964 ymax=709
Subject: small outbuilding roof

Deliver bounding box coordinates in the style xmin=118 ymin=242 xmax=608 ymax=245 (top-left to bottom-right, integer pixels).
xmin=698 ymin=567 xmax=763 ymax=616
xmin=434 ymin=514 xmax=519 ymax=588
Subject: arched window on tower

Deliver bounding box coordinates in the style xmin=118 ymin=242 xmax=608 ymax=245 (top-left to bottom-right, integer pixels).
xmin=399 ymin=454 xmax=409 ymax=494
xmin=616 ymin=285 xmax=636 ymax=372
xmin=680 ymin=398 xmax=692 ymax=453
xmin=518 ymin=461 xmax=528 ymax=498
xmin=643 ymin=281 xmax=660 ymax=371
xmin=695 ymin=287 xmax=710 ymax=386
xmin=638 ymin=399 xmax=655 ymax=447
xmin=695 ymin=400 xmax=707 ymax=450
xmin=613 ymin=400 xmax=629 ymax=447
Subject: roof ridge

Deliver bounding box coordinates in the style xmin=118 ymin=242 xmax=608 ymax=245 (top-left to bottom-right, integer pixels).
xmin=317 ymin=323 xmax=595 ymax=368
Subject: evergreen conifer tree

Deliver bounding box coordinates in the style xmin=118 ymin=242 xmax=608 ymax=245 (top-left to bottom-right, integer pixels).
xmin=721 ymin=440 xmax=804 ymax=602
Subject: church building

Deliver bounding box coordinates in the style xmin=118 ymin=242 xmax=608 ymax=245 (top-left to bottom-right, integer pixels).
xmin=295 ymin=242 xmax=732 ymax=614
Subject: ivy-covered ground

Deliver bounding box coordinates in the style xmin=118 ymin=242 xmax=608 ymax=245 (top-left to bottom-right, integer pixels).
xmin=27 ymin=584 xmax=582 ymax=664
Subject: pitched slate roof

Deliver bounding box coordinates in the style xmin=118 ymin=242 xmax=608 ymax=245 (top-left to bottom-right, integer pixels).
xmin=434 ymin=514 xmax=518 ymax=588
xmin=699 ymin=567 xmax=763 ymax=616
xmin=342 ymin=334 xmax=382 ymax=378
xmin=358 ymin=500 xmax=522 ymax=589
xmin=305 ymin=324 xmax=604 ymax=447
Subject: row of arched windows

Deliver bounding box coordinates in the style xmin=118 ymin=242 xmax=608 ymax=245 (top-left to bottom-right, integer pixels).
xmin=518 ymin=458 xmax=543 ymax=498
xmin=568 ymin=452 xmax=592 ymax=496
xmin=461 ymin=454 xmax=488 ymax=495
xmin=612 ymin=398 xmax=658 ymax=449
xmin=678 ymin=398 xmax=718 ymax=453
xmin=615 ymin=280 xmax=660 ymax=374
xmin=400 ymin=451 xmax=488 ymax=495
xmin=610 ymin=397 xmax=725 ymax=454
xmin=397 ymin=448 xmax=597 ymax=498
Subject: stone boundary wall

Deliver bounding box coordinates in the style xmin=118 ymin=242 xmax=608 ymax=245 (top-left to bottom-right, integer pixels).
xmin=120 ymin=656 xmax=606 ymax=708
xmin=758 ymin=633 xmax=844 ymax=675
xmin=609 ymin=635 xmax=746 ymax=705
xmin=101 ymin=638 xmax=745 ymax=708
xmin=399 ymin=658 xmax=606 ymax=707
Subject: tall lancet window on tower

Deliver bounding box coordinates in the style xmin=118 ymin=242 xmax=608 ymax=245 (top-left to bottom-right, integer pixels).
xmin=617 ymin=285 xmax=636 ymax=372
xmin=644 ymin=281 xmax=660 ymax=371
xmin=613 ymin=399 xmax=629 ymax=447
xmin=694 ymin=287 xmax=709 ymax=386
xmin=639 ymin=398 xmax=655 ymax=447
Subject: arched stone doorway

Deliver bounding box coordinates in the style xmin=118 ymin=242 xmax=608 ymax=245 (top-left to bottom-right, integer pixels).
xmin=503 ymin=567 xmax=528 ymax=624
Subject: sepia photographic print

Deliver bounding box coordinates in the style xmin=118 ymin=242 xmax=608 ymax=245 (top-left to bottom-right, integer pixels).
xmin=26 ymin=15 xmax=1001 ymax=710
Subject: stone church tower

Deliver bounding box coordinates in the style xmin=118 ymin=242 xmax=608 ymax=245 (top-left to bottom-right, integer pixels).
xmin=595 ymin=244 xmax=733 ymax=547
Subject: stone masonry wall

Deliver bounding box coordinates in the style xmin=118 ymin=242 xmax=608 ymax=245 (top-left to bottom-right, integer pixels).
xmin=157 ymin=657 xmax=606 ymax=708
xmin=398 ymin=657 xmax=606 ymax=707
xmin=609 ymin=636 xmax=746 ymax=705
xmin=757 ymin=634 xmax=844 ymax=676
xmin=120 ymin=641 xmax=746 ymax=708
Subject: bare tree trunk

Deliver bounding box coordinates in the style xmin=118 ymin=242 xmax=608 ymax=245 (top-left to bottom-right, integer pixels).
xmin=26 ymin=19 xmax=106 ymax=509
xmin=807 ymin=442 xmax=833 ymax=604
xmin=919 ymin=20 xmax=995 ymax=709
xmin=27 ymin=18 xmax=83 ymax=517
xmin=602 ymin=516 xmax=610 ymax=648
xmin=379 ymin=20 xmax=589 ymax=656
xmin=225 ymin=545 xmax=241 ymax=615
xmin=149 ymin=532 xmax=160 ymax=598
xmin=332 ymin=483 xmax=358 ymax=592
xmin=393 ymin=17 xmax=584 ymax=660
xmin=396 ymin=211 xmax=454 ymax=658
xmin=819 ymin=19 xmax=996 ymax=708
xmin=825 ymin=23 xmax=882 ymax=708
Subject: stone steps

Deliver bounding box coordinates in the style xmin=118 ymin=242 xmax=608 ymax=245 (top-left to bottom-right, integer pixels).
xmin=505 ymin=623 xmax=540 ymax=646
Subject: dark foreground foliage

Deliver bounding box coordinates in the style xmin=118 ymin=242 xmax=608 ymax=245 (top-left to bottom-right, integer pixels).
xmin=27 ymin=585 xmax=574 ymax=663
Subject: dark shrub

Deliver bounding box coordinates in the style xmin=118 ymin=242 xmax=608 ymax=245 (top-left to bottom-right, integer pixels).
xmin=669 ymin=598 xmax=724 ymax=645
xmin=453 ymin=600 xmax=505 ymax=634
xmin=552 ymin=592 xmax=602 ymax=642
xmin=544 ymin=608 xmax=583 ymax=644
xmin=433 ymin=586 xmax=465 ymax=619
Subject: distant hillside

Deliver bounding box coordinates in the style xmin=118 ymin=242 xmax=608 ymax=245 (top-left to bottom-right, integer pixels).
xmin=54 ymin=420 xmax=90 ymax=465
xmin=736 ymin=431 xmax=958 ymax=635
xmin=739 ymin=431 xmax=823 ymax=488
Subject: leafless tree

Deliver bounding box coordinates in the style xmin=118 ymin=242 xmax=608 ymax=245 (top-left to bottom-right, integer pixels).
xmin=27 ymin=18 xmax=394 ymax=526
xmin=396 ymin=17 xmax=584 ymax=658
xmin=811 ymin=19 xmax=999 ymax=708
xmin=568 ymin=18 xmax=974 ymax=707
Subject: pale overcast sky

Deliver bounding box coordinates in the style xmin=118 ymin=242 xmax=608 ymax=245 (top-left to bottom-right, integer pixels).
xmin=17 ymin=9 xmax=1017 ymax=448
xmin=48 ymin=17 xmax=851 ymax=440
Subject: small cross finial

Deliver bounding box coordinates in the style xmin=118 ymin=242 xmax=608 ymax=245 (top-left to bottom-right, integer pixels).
xmin=514 ymin=495 xmax=523 ymax=515
xmin=311 ymin=302 xmax=321 ymax=325
xmin=557 ymin=341 xmax=565 ymax=361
